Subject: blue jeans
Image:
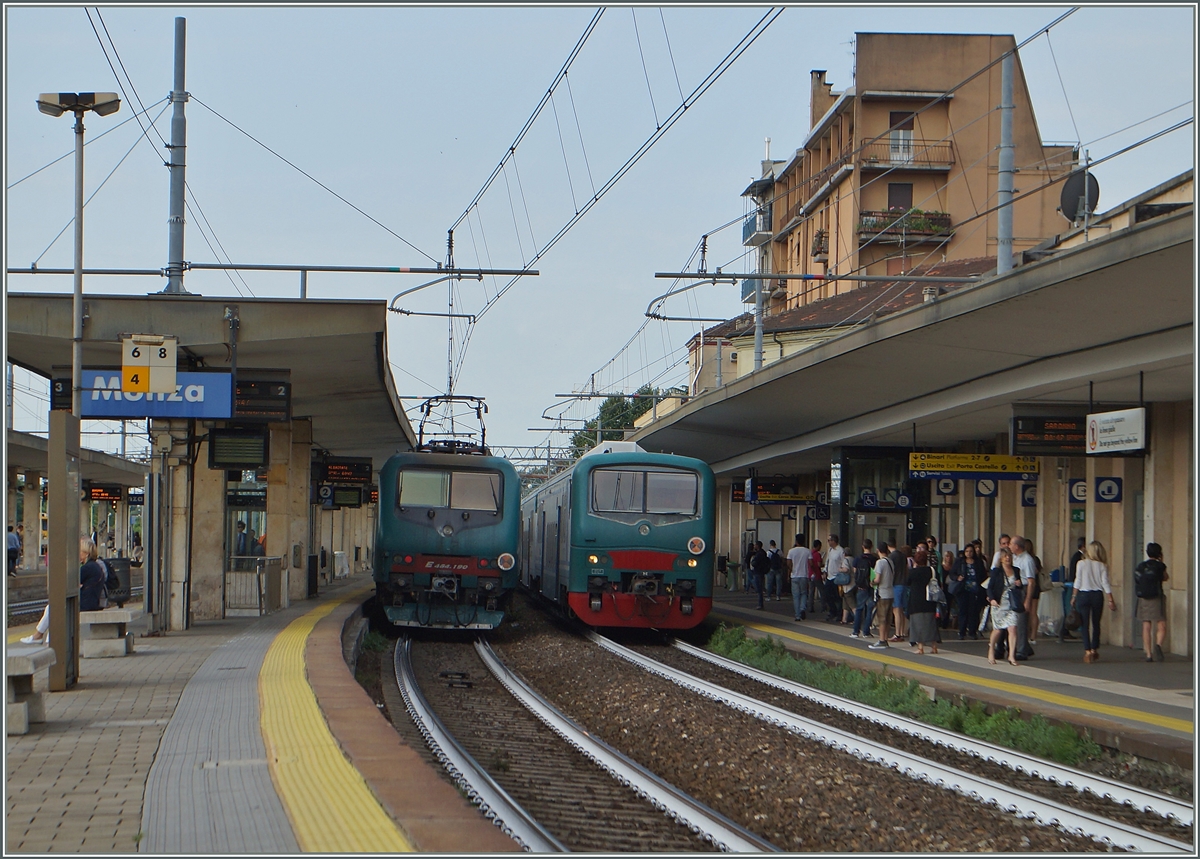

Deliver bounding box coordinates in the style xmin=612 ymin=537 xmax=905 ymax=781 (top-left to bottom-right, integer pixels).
xmin=766 ymin=570 xmax=783 ymax=598
xmin=853 ymin=588 xmax=875 ymax=635
xmin=893 ymin=584 xmax=909 ymax=617
xmin=791 ymin=578 xmax=809 ymax=618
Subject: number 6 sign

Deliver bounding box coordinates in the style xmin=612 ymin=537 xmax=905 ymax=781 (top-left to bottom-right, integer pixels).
xmin=122 ymin=334 xmax=178 ymax=394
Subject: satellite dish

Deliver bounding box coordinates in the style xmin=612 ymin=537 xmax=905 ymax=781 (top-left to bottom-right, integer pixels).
xmin=1059 ymin=169 xmax=1100 ymax=222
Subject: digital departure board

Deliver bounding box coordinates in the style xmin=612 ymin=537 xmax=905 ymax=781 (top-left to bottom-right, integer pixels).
xmin=209 ymin=427 xmax=270 ymax=469
xmin=314 ymin=457 xmax=373 ymax=485
xmin=234 ymin=380 xmax=291 ymax=422
xmin=1011 ymin=416 xmax=1086 ymax=456
xmin=88 ymin=484 xmax=123 ymax=502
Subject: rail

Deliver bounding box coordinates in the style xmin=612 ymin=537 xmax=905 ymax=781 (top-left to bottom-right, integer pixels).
xmin=393 ymin=637 xmax=566 ymax=852
xmin=589 ymin=632 xmax=1191 ymax=853
xmin=475 ymin=638 xmax=778 ymax=852
xmin=673 ymin=640 xmax=1193 ymax=827
xmin=859 ymin=138 xmax=954 ymax=168
xmin=8 ymin=588 xmax=144 ymax=617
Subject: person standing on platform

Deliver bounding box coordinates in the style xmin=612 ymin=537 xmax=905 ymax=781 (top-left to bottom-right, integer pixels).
xmin=1010 ymin=536 xmax=1037 ymax=660
xmin=808 ymin=539 xmax=823 ymax=615
xmin=986 ymin=547 xmax=1022 ymax=666
xmin=1134 ymin=542 xmax=1169 ymax=663
xmin=787 ymin=535 xmax=811 ymax=621
xmin=868 ymin=543 xmax=895 ymax=650
xmin=952 ymin=543 xmax=987 ymax=640
xmin=743 ymin=542 xmax=757 ymax=594
xmin=765 ymin=540 xmax=784 ymax=601
xmin=888 ymin=544 xmax=909 ymax=642
xmin=750 ymin=541 xmax=769 ymax=610
xmin=823 ymin=535 xmax=847 ymax=623
xmin=1071 ymin=540 xmax=1115 ymax=664
xmin=7 ymin=526 xmax=20 ymax=575
xmin=1060 ymin=537 xmax=1084 ymax=642
xmin=850 ymin=539 xmax=876 ymax=638
xmin=906 ymin=544 xmax=939 ymax=654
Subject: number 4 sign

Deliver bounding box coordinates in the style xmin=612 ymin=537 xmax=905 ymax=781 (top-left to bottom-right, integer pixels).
xmin=122 ymin=335 xmax=178 ymax=394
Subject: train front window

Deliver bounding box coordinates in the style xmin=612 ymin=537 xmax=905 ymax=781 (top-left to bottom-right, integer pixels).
xmin=451 ymin=471 xmax=501 ymax=511
xmin=591 ymin=467 xmax=698 ymax=519
xmin=397 ymin=469 xmax=501 ymax=512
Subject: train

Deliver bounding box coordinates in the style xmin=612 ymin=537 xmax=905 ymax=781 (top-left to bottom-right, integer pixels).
xmin=373 ymin=400 xmax=521 ymax=629
xmin=520 ymin=441 xmax=716 ymax=629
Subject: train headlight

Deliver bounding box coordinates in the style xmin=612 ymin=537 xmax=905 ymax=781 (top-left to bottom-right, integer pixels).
xmin=440 ymin=524 xmax=454 ymax=537
xmin=638 ymin=524 xmax=651 ymax=536
xmin=687 ymin=558 xmax=697 ymax=568
xmin=687 ymin=536 xmax=706 ymax=555
xmin=497 ymin=552 xmax=515 ymax=571
xmin=588 ymin=554 xmax=599 ymax=565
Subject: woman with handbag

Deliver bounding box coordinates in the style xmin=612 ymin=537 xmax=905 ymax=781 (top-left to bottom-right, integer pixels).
xmin=938 ymin=550 xmax=955 ymax=629
xmin=1071 ymin=540 xmax=1116 ymax=663
xmin=985 ymin=548 xmax=1022 ymax=666
xmin=906 ymin=545 xmax=939 ymax=654
xmin=953 ymin=544 xmax=987 ymax=640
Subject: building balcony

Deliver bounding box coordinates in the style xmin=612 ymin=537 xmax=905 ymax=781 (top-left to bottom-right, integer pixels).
xmin=742 ymin=207 xmax=773 ymax=246
xmin=858 ymin=138 xmax=954 ymax=171
xmin=858 ymin=209 xmax=953 ymax=243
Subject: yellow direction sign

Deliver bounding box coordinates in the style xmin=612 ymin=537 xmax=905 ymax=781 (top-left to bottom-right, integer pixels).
xmin=122 ymin=335 xmax=178 ymax=394
xmin=909 ymin=452 xmax=1038 ymax=480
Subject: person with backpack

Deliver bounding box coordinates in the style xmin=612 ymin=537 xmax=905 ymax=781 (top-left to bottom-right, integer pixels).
xmin=1134 ymin=542 xmax=1169 ymax=662
xmin=868 ymin=542 xmax=895 ymax=650
xmin=765 ymin=540 xmax=784 ymax=601
xmin=849 ymin=539 xmax=876 ymax=639
xmin=750 ymin=541 xmax=769 ymax=610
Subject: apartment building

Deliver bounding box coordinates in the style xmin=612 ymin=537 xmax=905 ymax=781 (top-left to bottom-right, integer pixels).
xmin=742 ymin=32 xmax=1076 ymax=316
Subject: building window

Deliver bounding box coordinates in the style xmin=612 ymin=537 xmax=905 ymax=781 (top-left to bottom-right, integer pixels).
xmin=888 ymin=183 xmax=914 ymax=211
xmin=889 ymin=111 xmax=915 ymax=163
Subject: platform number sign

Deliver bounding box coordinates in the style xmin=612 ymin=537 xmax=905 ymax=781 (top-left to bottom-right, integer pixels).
xmin=122 ymin=335 xmax=177 ymax=394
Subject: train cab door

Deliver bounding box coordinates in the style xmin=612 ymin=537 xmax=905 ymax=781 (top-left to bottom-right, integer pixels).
xmin=550 ymin=503 xmax=562 ymax=600
xmin=537 ymin=509 xmax=547 ymax=596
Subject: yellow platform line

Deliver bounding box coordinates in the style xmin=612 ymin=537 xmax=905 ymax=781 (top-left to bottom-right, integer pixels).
xmin=260 ymin=591 xmax=415 ymax=853
xmin=7 ymin=623 xmax=37 ymax=643
xmin=737 ymin=619 xmax=1193 ymax=735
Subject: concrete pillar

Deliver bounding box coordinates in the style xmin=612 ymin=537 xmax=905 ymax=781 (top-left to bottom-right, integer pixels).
xmin=1087 ymin=455 xmax=1141 ymax=648
xmin=1035 ymin=461 xmax=1066 ymax=574
xmin=166 ymin=421 xmax=191 ymax=631
xmin=286 ymin=419 xmax=312 ymax=603
xmin=958 ymin=479 xmax=976 ymax=549
xmin=189 ymin=438 xmax=225 ymax=620
xmin=22 ymin=472 xmax=43 ymax=570
xmin=996 ymin=480 xmax=1019 ymax=541
xmin=1146 ymin=402 xmax=1193 ymax=656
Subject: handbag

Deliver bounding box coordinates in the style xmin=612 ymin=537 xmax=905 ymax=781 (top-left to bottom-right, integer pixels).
xmin=833 ymin=571 xmax=851 ymax=587
xmin=1064 ymin=607 xmax=1082 ymax=631
xmin=945 ymin=577 xmax=962 ymax=596
xmin=978 ymin=606 xmax=993 ymax=634
xmin=926 ymin=576 xmax=944 ymax=603
xmin=1007 ymin=581 xmax=1026 ymax=613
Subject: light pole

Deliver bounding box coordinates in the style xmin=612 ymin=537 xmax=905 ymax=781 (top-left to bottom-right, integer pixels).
xmin=36 ymin=92 xmax=121 ymax=416
xmin=36 ymin=92 xmax=119 ymax=691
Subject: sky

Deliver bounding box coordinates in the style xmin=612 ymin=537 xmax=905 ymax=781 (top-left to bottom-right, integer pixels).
xmin=4 ymin=4 xmax=1195 ymax=460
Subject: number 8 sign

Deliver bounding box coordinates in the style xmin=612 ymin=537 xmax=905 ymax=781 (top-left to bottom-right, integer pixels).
xmin=122 ymin=335 xmax=178 ymax=394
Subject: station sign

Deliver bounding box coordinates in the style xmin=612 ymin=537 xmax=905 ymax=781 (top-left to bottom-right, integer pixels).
xmin=1011 ymin=415 xmax=1086 ymax=456
xmin=1069 ymin=479 xmax=1088 ymax=504
xmin=1095 ymin=477 xmax=1123 ymax=503
xmin=226 ymin=488 xmax=268 ymax=509
xmin=314 ymin=457 xmax=373 ymax=485
xmin=909 ymin=452 xmax=1038 ymax=481
xmin=56 ymin=370 xmax=233 ymax=419
xmin=975 ymin=479 xmax=999 ymax=498
xmin=234 ymin=380 xmax=292 ymax=422
xmin=1086 ymin=408 xmax=1145 ymax=454
xmin=935 ymin=478 xmax=958 ymax=496
xmin=87 ymin=483 xmax=123 ymax=502
xmin=1021 ymin=485 xmax=1038 ymax=508
xmin=805 ymin=505 xmax=831 ymax=521
xmin=744 ymin=478 xmax=814 ymax=505
xmin=127 ymin=489 xmax=145 ymax=506
xmin=320 ymin=485 xmax=363 ymax=509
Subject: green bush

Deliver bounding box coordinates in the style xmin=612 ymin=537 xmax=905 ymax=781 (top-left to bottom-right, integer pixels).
xmin=361 ymin=630 xmax=388 ymax=653
xmin=705 ymin=624 xmax=1100 ymax=765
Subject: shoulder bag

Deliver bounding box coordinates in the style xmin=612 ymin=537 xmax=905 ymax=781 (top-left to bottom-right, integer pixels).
xmin=1007 ymin=579 xmax=1026 ymax=613
xmin=926 ymin=574 xmax=944 ymax=604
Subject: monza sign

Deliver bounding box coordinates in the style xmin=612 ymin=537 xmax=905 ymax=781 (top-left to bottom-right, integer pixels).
xmin=67 ymin=370 xmax=232 ymax=419
xmin=909 ymin=452 xmax=1038 ymax=481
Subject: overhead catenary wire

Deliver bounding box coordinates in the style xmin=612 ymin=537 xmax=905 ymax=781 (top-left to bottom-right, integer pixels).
xmin=90 ymin=8 xmax=170 ymax=151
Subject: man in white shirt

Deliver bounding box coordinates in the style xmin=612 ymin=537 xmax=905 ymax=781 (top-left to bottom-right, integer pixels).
xmin=1011 ymin=535 xmax=1036 ymax=659
xmin=823 ymin=535 xmax=847 ymax=622
xmin=787 ymin=535 xmax=812 ymax=621
xmin=990 ymin=534 xmax=1011 ymax=570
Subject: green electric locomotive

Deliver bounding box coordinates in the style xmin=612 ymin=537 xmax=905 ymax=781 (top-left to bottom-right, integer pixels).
xmin=521 ymin=442 xmax=715 ymax=628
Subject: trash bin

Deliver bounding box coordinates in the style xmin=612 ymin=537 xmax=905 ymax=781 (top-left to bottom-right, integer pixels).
xmin=104 ymin=557 xmax=132 ymax=607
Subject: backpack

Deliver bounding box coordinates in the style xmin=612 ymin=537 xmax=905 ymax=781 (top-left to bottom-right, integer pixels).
xmin=768 ymin=550 xmax=783 ymax=573
xmin=1134 ymin=560 xmax=1164 ymax=599
xmin=96 ymin=559 xmax=111 ymax=608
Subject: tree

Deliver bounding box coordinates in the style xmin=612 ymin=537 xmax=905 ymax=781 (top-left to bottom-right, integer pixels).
xmin=568 ymin=385 xmax=685 ymax=458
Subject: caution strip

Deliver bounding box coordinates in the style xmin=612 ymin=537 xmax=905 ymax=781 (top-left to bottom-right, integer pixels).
xmin=737 ymin=619 xmax=1193 ymax=735
xmin=259 ymin=591 xmax=415 ymax=853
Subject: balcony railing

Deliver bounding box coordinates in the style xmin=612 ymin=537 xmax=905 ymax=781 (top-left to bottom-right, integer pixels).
xmin=858 ymin=209 xmax=953 ymax=241
xmin=742 ymin=206 xmax=773 ymax=246
xmin=741 ymin=277 xmax=761 ymax=303
xmin=859 ymin=138 xmax=954 ymax=170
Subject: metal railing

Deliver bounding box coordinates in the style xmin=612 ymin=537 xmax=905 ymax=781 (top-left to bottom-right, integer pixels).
xmin=741 ymin=206 xmax=773 ymax=245
xmin=858 ymin=209 xmax=953 ymax=237
xmin=859 ymin=138 xmax=954 ymax=169
xmin=225 ymin=556 xmax=284 ymax=616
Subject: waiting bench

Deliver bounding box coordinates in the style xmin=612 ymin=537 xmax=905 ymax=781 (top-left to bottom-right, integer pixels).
xmin=79 ymin=608 xmax=142 ymax=658
xmin=7 ymin=645 xmax=56 ymax=734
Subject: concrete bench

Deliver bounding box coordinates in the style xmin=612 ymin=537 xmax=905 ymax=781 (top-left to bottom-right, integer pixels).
xmin=79 ymin=608 xmax=142 ymax=658
xmin=7 ymin=645 xmax=56 ymax=734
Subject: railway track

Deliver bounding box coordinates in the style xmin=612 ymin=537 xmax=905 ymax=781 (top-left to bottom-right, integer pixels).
xmin=591 ymin=631 xmax=1192 ymax=854
xmin=394 ymin=636 xmax=772 ymax=852
xmin=8 ymin=589 xmax=144 ymax=618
